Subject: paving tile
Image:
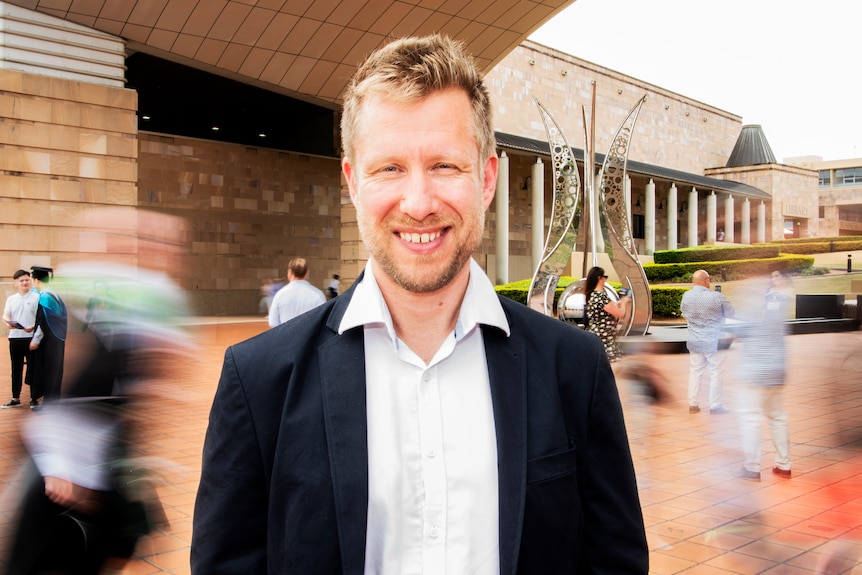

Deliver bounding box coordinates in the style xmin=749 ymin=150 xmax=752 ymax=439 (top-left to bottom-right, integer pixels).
xmin=0 ymin=320 xmax=860 ymax=573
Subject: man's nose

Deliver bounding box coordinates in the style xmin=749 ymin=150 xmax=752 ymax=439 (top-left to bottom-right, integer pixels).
xmin=399 ymin=173 xmax=438 ymax=220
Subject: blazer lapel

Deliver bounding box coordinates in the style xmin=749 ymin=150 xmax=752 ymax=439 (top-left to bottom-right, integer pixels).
xmin=483 ymin=325 xmax=528 ymax=575
xmin=320 ymin=295 xmax=369 ymax=574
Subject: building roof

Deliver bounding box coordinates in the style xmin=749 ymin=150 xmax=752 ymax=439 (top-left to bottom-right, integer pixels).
xmin=726 ymin=124 xmax=777 ymax=167
xmin=496 ymin=131 xmax=772 ymax=201
xmin=7 ymin=0 xmax=576 ymax=109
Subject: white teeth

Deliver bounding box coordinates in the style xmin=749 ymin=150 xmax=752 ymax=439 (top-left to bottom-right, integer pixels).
xmin=401 ymin=231 xmax=439 ymax=244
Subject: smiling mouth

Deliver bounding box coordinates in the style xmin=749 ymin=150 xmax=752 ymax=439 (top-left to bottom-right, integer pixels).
xmin=398 ymin=230 xmax=444 ymax=244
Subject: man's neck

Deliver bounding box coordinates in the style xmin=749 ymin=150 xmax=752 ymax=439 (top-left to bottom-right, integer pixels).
xmin=373 ymin=262 xmax=470 ymax=364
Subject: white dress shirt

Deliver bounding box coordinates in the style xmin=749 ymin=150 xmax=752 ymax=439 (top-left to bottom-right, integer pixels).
xmin=339 ymin=259 xmax=510 ymax=575
xmin=268 ymin=279 xmax=326 ymax=327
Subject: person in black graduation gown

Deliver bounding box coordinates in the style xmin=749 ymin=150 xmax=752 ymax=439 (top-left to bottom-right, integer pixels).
xmin=28 ymin=266 xmax=67 ymax=408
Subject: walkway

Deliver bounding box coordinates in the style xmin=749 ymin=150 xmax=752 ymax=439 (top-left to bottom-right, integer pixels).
xmin=0 ymin=317 xmax=860 ymax=574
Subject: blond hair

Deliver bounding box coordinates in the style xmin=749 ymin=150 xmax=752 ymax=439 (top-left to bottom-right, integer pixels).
xmin=340 ymin=34 xmax=494 ymax=162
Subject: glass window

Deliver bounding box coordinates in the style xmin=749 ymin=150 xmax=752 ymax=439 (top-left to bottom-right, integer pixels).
xmin=819 ymin=170 xmax=831 ymax=187
xmin=835 ymin=167 xmax=862 ymax=186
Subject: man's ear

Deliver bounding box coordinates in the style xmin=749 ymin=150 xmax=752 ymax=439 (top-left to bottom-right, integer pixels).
xmin=342 ymin=157 xmax=359 ymax=206
xmin=482 ymin=154 xmax=499 ymax=210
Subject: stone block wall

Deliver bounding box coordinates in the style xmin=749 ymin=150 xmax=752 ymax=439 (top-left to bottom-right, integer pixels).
xmin=486 ymin=41 xmax=743 ymax=175
xmin=0 ymin=68 xmax=138 ymax=277
xmin=137 ymin=133 xmax=342 ymax=315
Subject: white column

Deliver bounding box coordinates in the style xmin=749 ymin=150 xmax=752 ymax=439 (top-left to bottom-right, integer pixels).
xmin=724 ymin=195 xmax=735 ymax=243
xmin=495 ymin=151 xmax=509 ymax=284
xmin=667 ymin=183 xmax=678 ymax=249
xmin=645 ymin=178 xmax=655 ymax=255
xmin=625 ymin=174 xmax=632 ymax=229
xmin=531 ymin=157 xmax=544 ymax=272
xmin=688 ymin=187 xmax=699 ymax=247
xmin=706 ymin=191 xmax=717 ymax=243
xmin=741 ymin=198 xmax=751 ymax=244
xmin=757 ymin=201 xmax=767 ymax=243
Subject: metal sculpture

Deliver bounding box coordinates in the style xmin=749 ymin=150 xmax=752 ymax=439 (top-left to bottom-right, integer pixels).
xmin=526 ymin=99 xmax=581 ymax=316
xmin=527 ymin=86 xmax=652 ymax=336
xmin=596 ymin=96 xmax=652 ymax=336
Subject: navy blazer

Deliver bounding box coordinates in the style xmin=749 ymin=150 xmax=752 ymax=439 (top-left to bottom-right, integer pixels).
xmin=192 ymin=280 xmax=648 ymax=574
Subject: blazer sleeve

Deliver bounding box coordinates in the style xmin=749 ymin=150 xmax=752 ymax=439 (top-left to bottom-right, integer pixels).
xmin=578 ymin=348 xmax=649 ymax=574
xmin=191 ymin=346 xmax=269 ymax=574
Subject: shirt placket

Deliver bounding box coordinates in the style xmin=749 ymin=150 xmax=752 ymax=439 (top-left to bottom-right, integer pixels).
xmin=417 ymin=365 xmax=446 ymax=572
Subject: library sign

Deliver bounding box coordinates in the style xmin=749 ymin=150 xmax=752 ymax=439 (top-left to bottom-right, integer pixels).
xmin=782 ymin=203 xmax=810 ymax=218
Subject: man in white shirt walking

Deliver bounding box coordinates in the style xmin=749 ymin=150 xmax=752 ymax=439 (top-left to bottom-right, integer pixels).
xmin=681 ymin=269 xmax=735 ymax=414
xmin=267 ymin=257 xmax=326 ymax=327
xmin=2 ymin=269 xmax=39 ymax=408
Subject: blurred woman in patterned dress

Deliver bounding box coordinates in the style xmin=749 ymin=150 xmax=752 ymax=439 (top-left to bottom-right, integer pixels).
xmin=584 ymin=266 xmax=629 ymax=362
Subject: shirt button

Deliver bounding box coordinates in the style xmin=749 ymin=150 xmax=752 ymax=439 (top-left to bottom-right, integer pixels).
xmin=430 ymin=527 xmax=439 ymax=538
xmin=423 ymin=372 xmax=430 ymax=382
xmin=428 ymin=450 xmax=436 ymax=458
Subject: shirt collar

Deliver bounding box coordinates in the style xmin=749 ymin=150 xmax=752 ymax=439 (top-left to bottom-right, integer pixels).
xmin=339 ymin=259 xmax=510 ymax=340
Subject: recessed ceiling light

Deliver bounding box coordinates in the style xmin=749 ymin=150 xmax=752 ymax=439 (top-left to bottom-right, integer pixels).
xmin=259 ymin=133 xmax=266 ymax=138
xmin=212 ymin=126 xmax=220 ymax=131
xmin=141 ymin=115 xmax=151 ymax=120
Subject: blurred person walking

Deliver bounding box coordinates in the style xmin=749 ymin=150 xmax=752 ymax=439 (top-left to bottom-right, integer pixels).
xmin=681 ymin=269 xmax=734 ymax=414
xmin=736 ymin=269 xmax=792 ymax=481
xmin=2 ymin=270 xmax=39 ymax=408
xmin=267 ymin=258 xmax=326 ymax=327
xmin=28 ymin=267 xmax=67 ymax=409
xmin=3 ymin=208 xmax=190 ymax=575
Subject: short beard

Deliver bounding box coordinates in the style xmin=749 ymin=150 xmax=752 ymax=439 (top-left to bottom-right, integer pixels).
xmin=359 ymin=211 xmax=485 ymax=294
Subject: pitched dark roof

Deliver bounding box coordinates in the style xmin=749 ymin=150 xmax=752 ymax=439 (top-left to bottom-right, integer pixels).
xmin=495 ymin=131 xmax=772 ymax=201
xmin=726 ymin=124 xmax=777 ymax=167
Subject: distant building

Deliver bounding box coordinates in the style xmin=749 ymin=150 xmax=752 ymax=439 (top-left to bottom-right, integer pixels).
xmin=784 ymin=157 xmax=862 ymax=237
xmin=0 ymin=2 xmax=850 ymax=312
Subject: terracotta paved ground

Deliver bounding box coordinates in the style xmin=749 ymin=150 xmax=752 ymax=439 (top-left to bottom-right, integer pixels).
xmin=0 ymin=317 xmax=860 ymax=574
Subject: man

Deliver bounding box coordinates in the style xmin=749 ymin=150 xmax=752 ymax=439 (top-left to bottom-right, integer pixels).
xmin=680 ymin=269 xmax=735 ymax=414
xmin=735 ymin=269 xmax=792 ymax=481
xmin=192 ymin=35 xmax=647 ymax=574
xmin=2 ymin=270 xmax=39 ymax=408
xmin=267 ymin=257 xmax=326 ymax=327
xmin=28 ymin=266 xmax=67 ymax=408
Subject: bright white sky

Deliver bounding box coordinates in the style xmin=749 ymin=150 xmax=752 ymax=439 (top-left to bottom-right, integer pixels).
xmin=529 ymin=0 xmax=861 ymax=162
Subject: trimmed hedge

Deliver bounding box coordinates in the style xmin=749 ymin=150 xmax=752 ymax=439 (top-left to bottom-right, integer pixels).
xmin=495 ymin=277 xmax=576 ymax=307
xmin=651 ymin=287 xmax=688 ymax=318
xmin=772 ymin=236 xmax=862 ymax=244
xmin=643 ymin=255 xmax=814 ymax=282
xmin=775 ymin=240 xmax=862 ymax=254
xmin=494 ymin=278 xmax=685 ymax=317
xmin=653 ymin=245 xmax=779 ymax=263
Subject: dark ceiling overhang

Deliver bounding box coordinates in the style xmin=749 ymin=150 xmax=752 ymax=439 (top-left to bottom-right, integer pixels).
xmin=7 ymin=0 xmax=577 ymax=109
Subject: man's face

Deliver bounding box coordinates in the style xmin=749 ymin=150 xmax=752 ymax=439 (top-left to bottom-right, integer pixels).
xmin=14 ymin=274 xmax=31 ymax=294
xmin=342 ymin=88 xmax=497 ymax=294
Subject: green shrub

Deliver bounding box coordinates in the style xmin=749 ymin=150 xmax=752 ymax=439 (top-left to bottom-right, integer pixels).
xmin=776 ymin=240 xmax=862 ymax=254
xmin=643 ymin=255 xmax=814 ymax=282
xmin=651 ymin=287 xmax=688 ymax=317
xmin=653 ymin=245 xmax=779 ymax=264
xmin=772 ymin=236 xmax=862 ymax=244
xmin=495 ymin=277 xmax=680 ymax=317
xmin=495 ymin=276 xmax=577 ymax=307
